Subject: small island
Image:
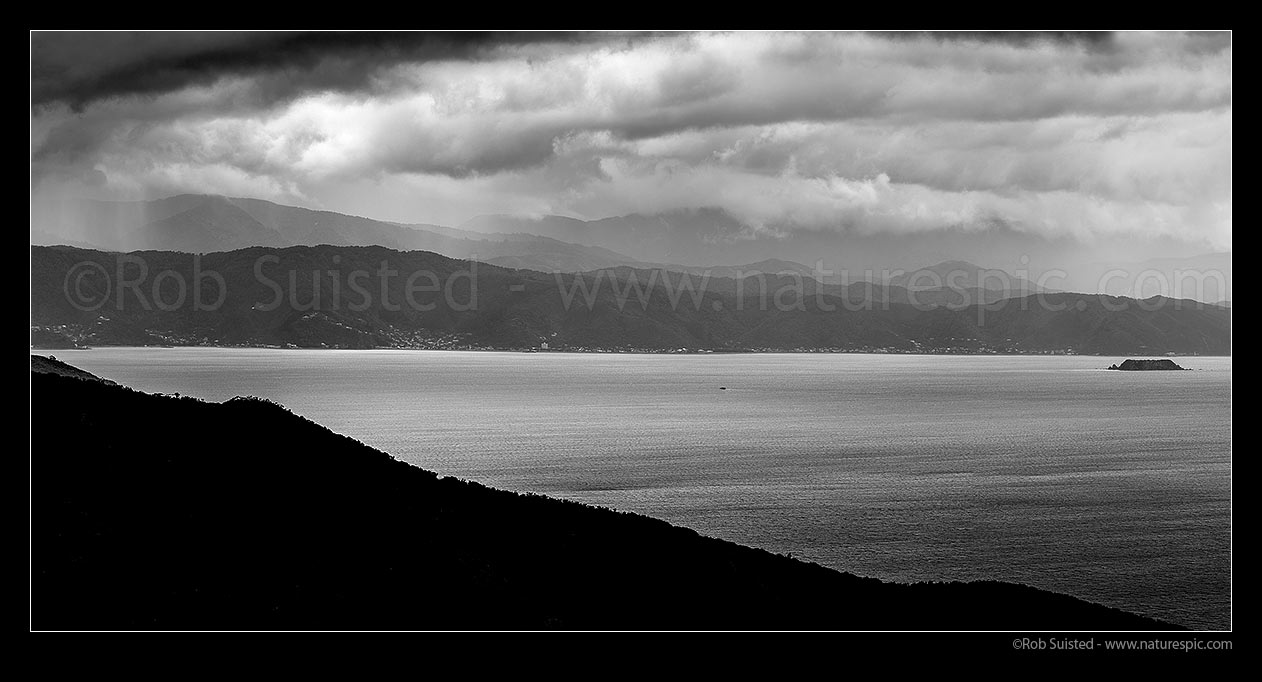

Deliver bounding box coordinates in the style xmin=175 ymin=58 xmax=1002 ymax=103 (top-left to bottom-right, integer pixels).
xmin=1107 ymin=359 xmax=1188 ymax=371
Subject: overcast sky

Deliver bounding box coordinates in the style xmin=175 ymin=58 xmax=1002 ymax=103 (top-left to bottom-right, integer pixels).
xmin=31 ymin=31 xmax=1231 ymax=253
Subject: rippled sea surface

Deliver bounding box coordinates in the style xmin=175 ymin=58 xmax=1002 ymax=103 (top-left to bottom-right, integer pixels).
xmin=41 ymin=348 xmax=1232 ymax=629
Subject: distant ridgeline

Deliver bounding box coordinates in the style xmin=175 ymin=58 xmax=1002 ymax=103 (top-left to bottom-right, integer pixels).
xmin=31 ymin=245 xmax=1231 ymax=355
xmin=31 ymin=356 xmax=1178 ymax=630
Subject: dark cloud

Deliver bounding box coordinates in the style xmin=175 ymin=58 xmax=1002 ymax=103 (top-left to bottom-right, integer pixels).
xmin=870 ymin=31 xmax=1118 ymax=49
xmin=28 ymin=31 xmax=1231 ymax=251
xmin=31 ymin=31 xmax=645 ymax=109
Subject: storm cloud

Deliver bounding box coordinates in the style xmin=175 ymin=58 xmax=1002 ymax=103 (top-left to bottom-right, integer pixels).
xmin=31 ymin=31 xmax=639 ymax=109
xmin=30 ymin=30 xmax=1232 ymax=251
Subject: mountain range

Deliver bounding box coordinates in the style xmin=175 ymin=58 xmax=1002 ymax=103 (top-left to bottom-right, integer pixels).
xmin=31 ymin=244 xmax=1231 ymax=355
xmin=35 ymin=194 xmax=899 ymax=284
xmin=29 ymin=194 xmax=1232 ymax=357
xmin=22 ymin=194 xmax=1104 ymax=301
xmin=31 ymin=194 xmax=645 ymax=273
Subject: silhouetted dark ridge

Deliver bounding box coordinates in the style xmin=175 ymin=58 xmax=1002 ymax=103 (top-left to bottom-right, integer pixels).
xmin=30 ymin=354 xmax=115 ymax=384
xmin=31 ymin=358 xmax=1180 ymax=630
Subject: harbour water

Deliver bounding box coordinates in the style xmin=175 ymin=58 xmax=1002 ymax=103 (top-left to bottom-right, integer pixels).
xmin=40 ymin=348 xmax=1232 ymax=629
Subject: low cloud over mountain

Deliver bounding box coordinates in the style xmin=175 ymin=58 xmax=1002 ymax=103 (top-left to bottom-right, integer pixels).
xmin=32 ymin=31 xmax=1231 ymax=260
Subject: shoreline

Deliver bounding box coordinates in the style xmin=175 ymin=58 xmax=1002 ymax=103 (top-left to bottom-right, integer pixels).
xmin=29 ymin=344 xmax=1234 ymax=359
